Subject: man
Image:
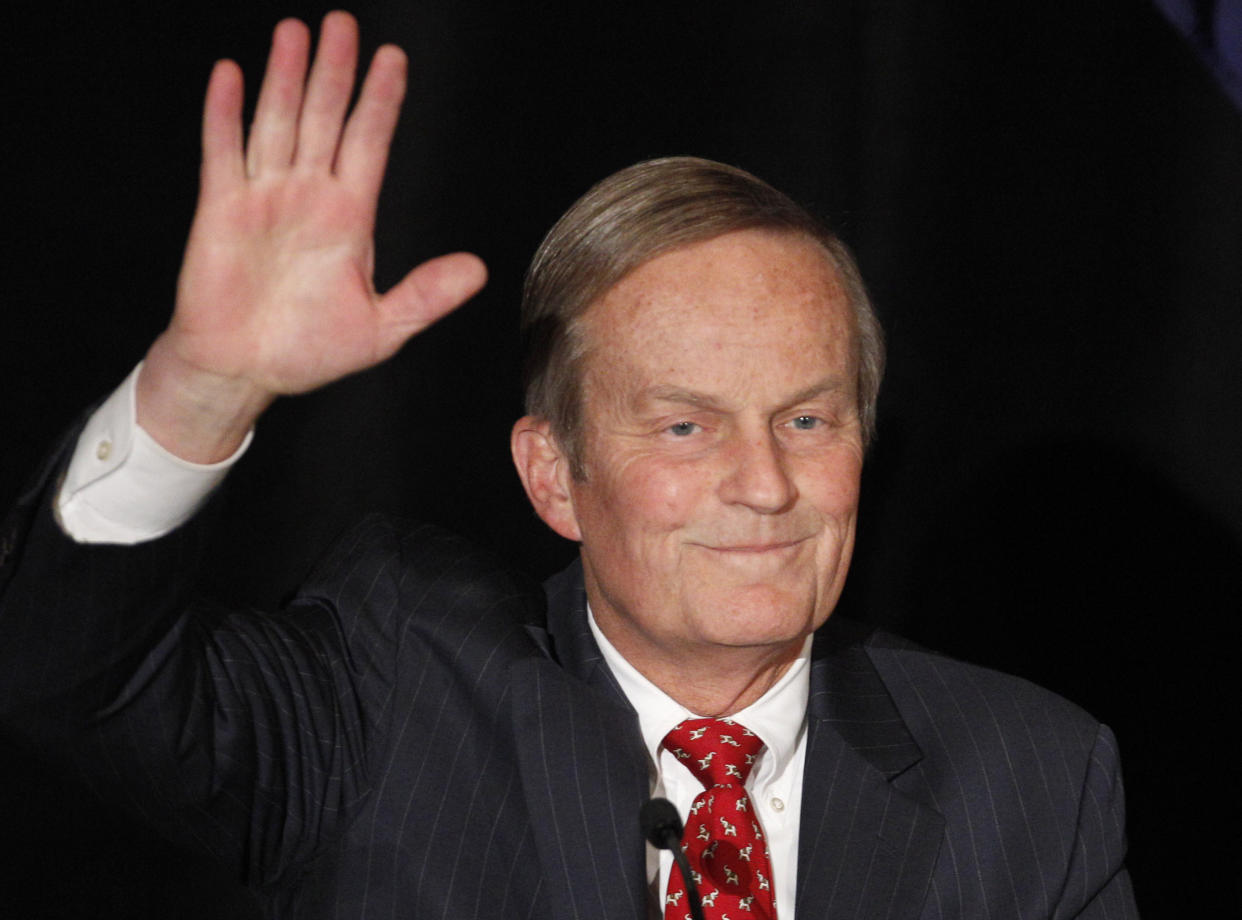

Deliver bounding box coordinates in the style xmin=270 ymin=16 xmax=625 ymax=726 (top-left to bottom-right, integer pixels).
xmin=0 ymin=12 xmax=1136 ymax=919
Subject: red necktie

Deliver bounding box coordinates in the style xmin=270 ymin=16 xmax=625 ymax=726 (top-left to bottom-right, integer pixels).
xmin=662 ymin=718 xmax=777 ymax=920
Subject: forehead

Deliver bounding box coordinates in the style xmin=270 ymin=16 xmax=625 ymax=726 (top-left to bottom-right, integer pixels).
xmin=577 ymin=229 xmax=855 ymax=389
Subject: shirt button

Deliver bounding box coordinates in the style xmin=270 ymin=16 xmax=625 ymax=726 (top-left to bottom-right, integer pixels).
xmin=770 ymin=796 xmax=785 ymax=811
xmin=96 ymin=440 xmax=112 ymax=461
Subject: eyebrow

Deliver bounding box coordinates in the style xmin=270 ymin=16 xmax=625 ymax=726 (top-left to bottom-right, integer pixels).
xmin=641 ymin=386 xmax=726 ymax=411
xmin=640 ymin=377 xmax=850 ymax=411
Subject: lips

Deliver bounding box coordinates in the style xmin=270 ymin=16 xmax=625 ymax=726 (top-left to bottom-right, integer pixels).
xmin=698 ymin=538 xmax=809 ymax=553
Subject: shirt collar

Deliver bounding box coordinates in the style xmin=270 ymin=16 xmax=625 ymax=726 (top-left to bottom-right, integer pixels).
xmin=587 ymin=606 xmax=810 ymax=783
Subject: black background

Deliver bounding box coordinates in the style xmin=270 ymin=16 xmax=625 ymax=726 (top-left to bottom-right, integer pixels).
xmin=3 ymin=2 xmax=1239 ymax=916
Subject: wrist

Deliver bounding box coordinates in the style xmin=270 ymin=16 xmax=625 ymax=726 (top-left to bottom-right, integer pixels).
xmin=136 ymin=334 xmax=273 ymax=463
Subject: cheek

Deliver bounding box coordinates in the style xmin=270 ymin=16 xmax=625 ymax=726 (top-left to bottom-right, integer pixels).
xmin=618 ymin=460 xmax=706 ymax=529
xmin=804 ymin=452 xmax=864 ymax=516
xmin=822 ymin=480 xmax=861 ymax=520
xmin=571 ymin=458 xmax=697 ymax=549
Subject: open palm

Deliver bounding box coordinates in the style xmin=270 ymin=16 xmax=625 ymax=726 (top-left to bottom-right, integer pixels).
xmin=142 ymin=13 xmax=485 ymax=459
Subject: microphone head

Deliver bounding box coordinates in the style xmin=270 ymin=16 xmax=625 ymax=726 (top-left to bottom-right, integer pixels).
xmin=640 ymin=797 xmax=685 ymax=850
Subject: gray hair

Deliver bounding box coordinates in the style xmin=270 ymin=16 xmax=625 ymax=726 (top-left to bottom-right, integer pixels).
xmin=521 ymin=156 xmax=884 ymax=476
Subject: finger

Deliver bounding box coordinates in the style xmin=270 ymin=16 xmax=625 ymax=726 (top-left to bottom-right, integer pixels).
xmin=246 ymin=18 xmax=311 ymax=176
xmin=295 ymin=11 xmax=360 ymax=171
xmin=336 ymin=43 xmax=407 ymax=199
xmin=200 ymin=59 xmax=245 ymax=198
xmin=376 ymin=253 xmax=488 ymax=350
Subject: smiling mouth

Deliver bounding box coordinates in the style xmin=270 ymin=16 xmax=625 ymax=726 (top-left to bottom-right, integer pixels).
xmin=700 ymin=538 xmax=808 ymax=553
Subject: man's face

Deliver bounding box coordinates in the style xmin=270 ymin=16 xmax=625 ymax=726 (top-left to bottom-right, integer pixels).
xmin=562 ymin=229 xmax=864 ymax=670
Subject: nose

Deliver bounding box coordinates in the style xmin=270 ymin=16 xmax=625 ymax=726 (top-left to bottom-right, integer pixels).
xmin=718 ymin=429 xmax=798 ymax=513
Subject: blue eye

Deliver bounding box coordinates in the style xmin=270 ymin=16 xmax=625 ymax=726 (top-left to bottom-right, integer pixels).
xmin=790 ymin=416 xmax=820 ymax=430
xmin=668 ymin=421 xmax=699 ymax=436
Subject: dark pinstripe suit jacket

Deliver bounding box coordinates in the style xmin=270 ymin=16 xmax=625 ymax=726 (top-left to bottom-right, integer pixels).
xmin=0 ymin=461 xmax=1137 ymax=918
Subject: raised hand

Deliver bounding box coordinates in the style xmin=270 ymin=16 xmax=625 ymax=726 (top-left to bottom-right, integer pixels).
xmin=138 ymin=12 xmax=487 ymax=462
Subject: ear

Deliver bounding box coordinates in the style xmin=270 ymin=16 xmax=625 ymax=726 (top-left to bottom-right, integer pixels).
xmin=510 ymin=415 xmax=582 ymax=542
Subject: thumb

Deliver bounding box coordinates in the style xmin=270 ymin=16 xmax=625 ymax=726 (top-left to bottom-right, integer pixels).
xmin=377 ymin=251 xmax=488 ymax=343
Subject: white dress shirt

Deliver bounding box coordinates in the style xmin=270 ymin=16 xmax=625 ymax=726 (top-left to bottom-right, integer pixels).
xmin=590 ymin=614 xmax=808 ymax=919
xmin=56 ymin=365 xmax=249 ymax=544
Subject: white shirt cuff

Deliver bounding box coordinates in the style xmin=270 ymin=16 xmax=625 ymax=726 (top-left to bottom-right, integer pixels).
xmin=56 ymin=364 xmax=252 ymax=544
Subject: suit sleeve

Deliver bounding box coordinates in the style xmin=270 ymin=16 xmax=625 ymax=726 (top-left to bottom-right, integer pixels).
xmin=0 ymin=432 xmax=378 ymax=889
xmin=1055 ymin=723 xmax=1139 ymax=919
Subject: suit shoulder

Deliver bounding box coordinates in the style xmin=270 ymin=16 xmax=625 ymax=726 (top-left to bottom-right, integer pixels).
xmin=821 ymin=617 xmax=1101 ymax=756
xmin=811 ymin=620 xmax=1133 ymax=915
xmin=867 ymin=624 xmax=1101 ymax=756
xmin=292 ymin=514 xmax=546 ymax=642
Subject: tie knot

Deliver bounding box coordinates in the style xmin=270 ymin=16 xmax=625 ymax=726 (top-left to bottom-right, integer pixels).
xmin=663 ymin=718 xmax=765 ymax=789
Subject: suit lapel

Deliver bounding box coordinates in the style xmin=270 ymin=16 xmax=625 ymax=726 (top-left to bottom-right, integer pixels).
xmin=510 ymin=559 xmax=649 ymax=920
xmin=795 ymin=618 xmax=944 ymax=918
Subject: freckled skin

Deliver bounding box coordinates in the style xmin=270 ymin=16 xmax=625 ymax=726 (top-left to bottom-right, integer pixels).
xmin=559 ymin=229 xmax=865 ymax=712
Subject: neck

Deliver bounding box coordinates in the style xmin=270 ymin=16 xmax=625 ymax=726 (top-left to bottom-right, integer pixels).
xmin=603 ymin=628 xmax=806 ymax=717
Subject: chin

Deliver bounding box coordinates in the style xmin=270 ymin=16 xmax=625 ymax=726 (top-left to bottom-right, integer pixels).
xmin=700 ymin=587 xmax=824 ymax=648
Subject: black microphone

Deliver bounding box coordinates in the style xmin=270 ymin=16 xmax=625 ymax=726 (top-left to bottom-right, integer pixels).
xmin=640 ymin=797 xmax=705 ymax=920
